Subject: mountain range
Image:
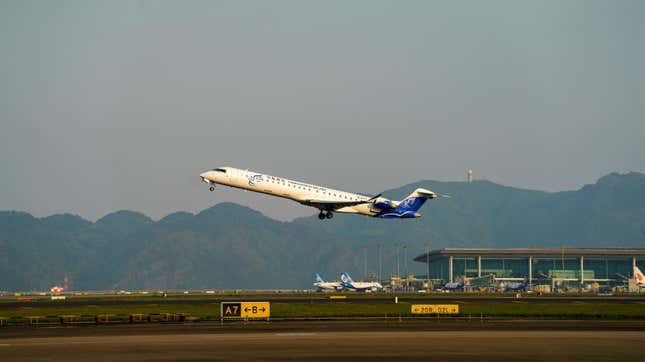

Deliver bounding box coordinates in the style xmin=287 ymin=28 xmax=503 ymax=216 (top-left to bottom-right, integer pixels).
xmin=1 ymin=172 xmax=644 ymax=291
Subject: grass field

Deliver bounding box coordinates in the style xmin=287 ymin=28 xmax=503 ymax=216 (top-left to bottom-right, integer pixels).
xmin=1 ymin=299 xmax=645 ymax=326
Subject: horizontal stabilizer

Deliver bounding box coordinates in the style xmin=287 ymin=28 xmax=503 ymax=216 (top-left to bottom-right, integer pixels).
xmin=411 ymin=188 xmax=437 ymax=199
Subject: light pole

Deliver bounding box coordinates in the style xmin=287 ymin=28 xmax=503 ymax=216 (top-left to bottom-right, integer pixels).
xmin=426 ymin=242 xmax=431 ymax=291
xmin=363 ymin=246 xmax=367 ymax=281
xmin=403 ymin=243 xmax=408 ymax=291
xmin=395 ymin=242 xmax=400 ymax=279
xmin=403 ymin=243 xmax=408 ymax=278
xmin=377 ymin=243 xmax=382 ymax=284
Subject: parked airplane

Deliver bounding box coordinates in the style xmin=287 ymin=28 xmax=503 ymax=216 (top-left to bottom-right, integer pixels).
xmin=635 ymin=265 xmax=645 ymax=287
xmin=339 ymin=272 xmax=382 ymax=292
xmin=313 ymin=273 xmax=342 ymax=291
xmin=199 ymin=167 xmax=444 ymax=220
xmin=442 ymin=279 xmax=465 ymax=291
xmin=504 ymin=279 xmax=528 ymax=292
xmin=49 ymin=285 xmax=64 ymax=293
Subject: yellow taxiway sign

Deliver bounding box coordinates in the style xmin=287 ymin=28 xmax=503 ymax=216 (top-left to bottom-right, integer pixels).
xmin=221 ymin=302 xmax=270 ymax=319
xmin=411 ymin=304 xmax=459 ymax=314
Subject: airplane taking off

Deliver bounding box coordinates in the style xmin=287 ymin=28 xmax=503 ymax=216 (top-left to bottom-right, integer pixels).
xmin=339 ymin=272 xmax=383 ymax=292
xmin=313 ymin=273 xmax=342 ymax=291
xmin=199 ymin=167 xmax=444 ymax=220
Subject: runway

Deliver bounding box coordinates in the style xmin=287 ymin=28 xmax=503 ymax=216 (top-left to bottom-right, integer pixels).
xmin=2 ymin=327 xmax=644 ymax=362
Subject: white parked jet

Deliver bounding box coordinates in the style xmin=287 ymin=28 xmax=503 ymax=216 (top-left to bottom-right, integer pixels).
xmin=339 ymin=272 xmax=383 ymax=292
xmin=313 ymin=273 xmax=342 ymax=291
xmin=199 ymin=167 xmax=442 ymax=220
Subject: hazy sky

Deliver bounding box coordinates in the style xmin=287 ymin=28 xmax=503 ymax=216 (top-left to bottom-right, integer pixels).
xmin=1 ymin=0 xmax=644 ymax=221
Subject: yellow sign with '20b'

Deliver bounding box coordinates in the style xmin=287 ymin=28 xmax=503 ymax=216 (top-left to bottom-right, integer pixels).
xmin=221 ymin=302 xmax=270 ymax=318
xmin=411 ymin=304 xmax=459 ymax=314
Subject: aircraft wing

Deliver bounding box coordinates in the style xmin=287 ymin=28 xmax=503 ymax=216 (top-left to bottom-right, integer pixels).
xmin=300 ymin=194 xmax=380 ymax=211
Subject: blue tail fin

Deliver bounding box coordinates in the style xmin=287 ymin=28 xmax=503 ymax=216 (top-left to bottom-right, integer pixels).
xmin=397 ymin=196 xmax=427 ymax=212
xmin=397 ymin=188 xmax=436 ymax=212
xmin=340 ymin=272 xmax=353 ymax=285
xmin=313 ymin=273 xmax=324 ymax=283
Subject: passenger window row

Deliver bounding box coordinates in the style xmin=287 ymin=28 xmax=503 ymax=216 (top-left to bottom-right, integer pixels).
xmin=251 ymin=175 xmax=359 ymax=201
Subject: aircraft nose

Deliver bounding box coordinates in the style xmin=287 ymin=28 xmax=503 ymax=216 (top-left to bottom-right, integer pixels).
xmin=200 ymin=171 xmax=211 ymax=181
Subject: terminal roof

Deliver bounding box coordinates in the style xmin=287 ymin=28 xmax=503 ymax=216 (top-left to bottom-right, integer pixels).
xmin=414 ymin=248 xmax=645 ymax=263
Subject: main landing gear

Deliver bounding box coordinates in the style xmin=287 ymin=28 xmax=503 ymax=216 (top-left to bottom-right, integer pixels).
xmin=318 ymin=210 xmax=333 ymax=220
xmin=209 ymin=185 xmax=215 ymax=191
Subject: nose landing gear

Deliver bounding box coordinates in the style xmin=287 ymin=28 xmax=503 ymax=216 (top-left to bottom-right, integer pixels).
xmin=202 ymin=177 xmax=215 ymax=191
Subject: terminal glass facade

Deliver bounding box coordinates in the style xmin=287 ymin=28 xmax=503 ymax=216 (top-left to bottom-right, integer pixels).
xmin=583 ymin=257 xmax=634 ymax=280
xmin=421 ymin=249 xmax=643 ymax=285
xmin=481 ymin=257 xmax=529 ymax=278
xmin=532 ymin=257 xmax=582 ymax=280
xmin=452 ymin=257 xmax=477 ymax=278
xmin=427 ymin=257 xmax=449 ymax=280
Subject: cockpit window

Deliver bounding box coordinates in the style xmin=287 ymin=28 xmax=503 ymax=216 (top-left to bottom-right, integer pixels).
xmin=212 ymin=168 xmax=227 ymax=173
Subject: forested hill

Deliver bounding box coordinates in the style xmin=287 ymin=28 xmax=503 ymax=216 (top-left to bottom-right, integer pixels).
xmin=1 ymin=172 xmax=643 ymax=291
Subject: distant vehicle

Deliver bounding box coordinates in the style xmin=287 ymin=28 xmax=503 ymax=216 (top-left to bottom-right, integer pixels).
xmin=339 ymin=272 xmax=382 ymax=292
xmin=635 ymin=265 xmax=645 ymax=287
xmin=200 ymin=167 xmax=446 ymax=220
xmin=49 ymin=285 xmax=64 ymax=293
xmin=313 ymin=273 xmax=343 ymax=291
xmin=504 ymin=280 xmax=528 ymax=292
xmin=442 ymin=279 xmax=465 ymax=291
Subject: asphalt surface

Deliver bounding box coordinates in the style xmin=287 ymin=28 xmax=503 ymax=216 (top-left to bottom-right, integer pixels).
xmin=1 ymin=322 xmax=644 ymax=362
xmin=2 ymin=295 xmax=644 ymax=309
xmin=2 ymin=319 xmax=645 ymax=338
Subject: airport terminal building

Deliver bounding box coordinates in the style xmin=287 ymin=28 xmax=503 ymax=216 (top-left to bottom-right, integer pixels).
xmin=413 ymin=248 xmax=645 ymax=291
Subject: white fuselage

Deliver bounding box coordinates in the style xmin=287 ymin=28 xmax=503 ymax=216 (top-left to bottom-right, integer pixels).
xmin=200 ymin=167 xmax=377 ymax=216
xmin=345 ymin=282 xmax=383 ymax=292
xmin=314 ymin=282 xmax=342 ymax=291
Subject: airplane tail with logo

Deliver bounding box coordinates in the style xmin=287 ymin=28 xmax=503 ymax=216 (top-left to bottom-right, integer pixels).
xmin=375 ymin=188 xmax=437 ymax=219
xmin=313 ymin=273 xmax=325 ymax=284
xmin=635 ymin=265 xmax=645 ymax=286
xmin=398 ymin=188 xmax=437 ymax=212
xmin=340 ymin=272 xmax=354 ymax=286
